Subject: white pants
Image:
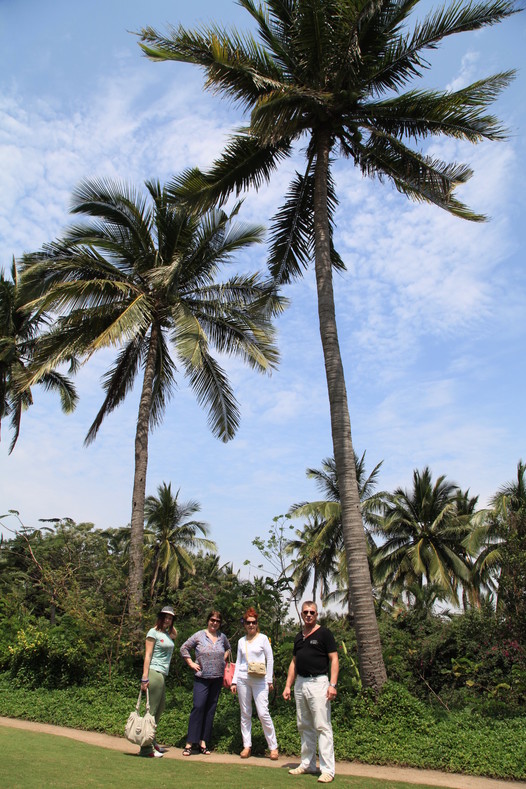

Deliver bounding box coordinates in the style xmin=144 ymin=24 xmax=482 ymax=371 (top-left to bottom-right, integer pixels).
xmin=294 ymin=675 xmax=335 ymax=777
xmin=237 ymin=676 xmax=278 ymax=750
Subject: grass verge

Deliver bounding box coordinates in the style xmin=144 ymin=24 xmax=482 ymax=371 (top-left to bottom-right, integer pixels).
xmin=0 ymin=727 xmax=447 ymax=789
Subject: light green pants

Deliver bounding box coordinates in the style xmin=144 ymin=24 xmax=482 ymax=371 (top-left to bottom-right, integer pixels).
xmin=139 ymin=669 xmax=166 ymax=756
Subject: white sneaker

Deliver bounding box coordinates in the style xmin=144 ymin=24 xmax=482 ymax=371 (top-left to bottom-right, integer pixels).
xmin=318 ymin=773 xmax=334 ymax=783
xmin=289 ymin=766 xmax=315 ymax=775
xmin=153 ymin=750 xmax=164 ymax=758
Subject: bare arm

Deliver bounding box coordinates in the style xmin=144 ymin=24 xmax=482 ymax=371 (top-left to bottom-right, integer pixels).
xmin=282 ymin=656 xmax=296 ymax=700
xmin=327 ymin=651 xmax=339 ymax=700
xmin=141 ymin=638 xmax=155 ymax=687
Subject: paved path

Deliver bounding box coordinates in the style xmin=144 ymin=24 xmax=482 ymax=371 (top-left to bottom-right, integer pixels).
xmin=1 ymin=716 xmax=524 ymax=789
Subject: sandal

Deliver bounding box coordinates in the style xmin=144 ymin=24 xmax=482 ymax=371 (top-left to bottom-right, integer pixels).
xmin=200 ymin=746 xmax=211 ymax=755
xmin=182 ymin=747 xmax=192 ymax=756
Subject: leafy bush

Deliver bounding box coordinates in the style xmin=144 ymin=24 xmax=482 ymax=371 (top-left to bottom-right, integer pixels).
xmin=8 ymin=623 xmax=90 ymax=689
xmin=1 ymin=674 xmax=524 ymax=779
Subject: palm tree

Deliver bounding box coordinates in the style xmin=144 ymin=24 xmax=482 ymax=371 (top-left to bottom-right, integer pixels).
xmin=291 ymin=452 xmax=384 ymax=539
xmin=19 ymin=178 xmax=284 ymax=635
xmin=144 ymin=481 xmax=216 ymax=601
xmin=490 ymin=460 xmax=526 ymax=632
xmin=0 ymin=259 xmax=77 ymax=452
xmin=373 ymin=467 xmax=471 ymax=606
xmin=461 ymin=465 xmax=526 ymax=613
xmin=288 ymin=452 xmax=383 ymax=613
xmin=285 ymin=513 xmax=339 ymax=604
xmin=138 ymin=0 xmax=516 ymax=688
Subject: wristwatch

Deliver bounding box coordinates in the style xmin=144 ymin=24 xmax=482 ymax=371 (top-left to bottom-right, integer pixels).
xmin=329 ymin=683 xmax=337 ymax=688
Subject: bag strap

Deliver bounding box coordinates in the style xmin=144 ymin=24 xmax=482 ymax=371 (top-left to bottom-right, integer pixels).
xmin=135 ymin=687 xmax=151 ymax=712
xmin=246 ymin=634 xmax=259 ymax=663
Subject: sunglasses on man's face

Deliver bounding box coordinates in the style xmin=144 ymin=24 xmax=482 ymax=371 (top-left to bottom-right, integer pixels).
xmin=302 ymin=610 xmax=316 ymax=616
xmin=209 ymin=618 xmax=221 ymax=623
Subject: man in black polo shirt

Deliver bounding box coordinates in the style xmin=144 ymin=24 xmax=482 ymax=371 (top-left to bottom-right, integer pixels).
xmin=283 ymin=601 xmax=339 ymax=783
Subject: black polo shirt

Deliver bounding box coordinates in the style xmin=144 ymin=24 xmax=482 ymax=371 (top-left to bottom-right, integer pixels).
xmin=293 ymin=626 xmax=337 ymax=677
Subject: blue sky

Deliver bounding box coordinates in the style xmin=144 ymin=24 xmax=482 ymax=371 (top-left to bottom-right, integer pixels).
xmin=1 ymin=0 xmax=525 ymax=579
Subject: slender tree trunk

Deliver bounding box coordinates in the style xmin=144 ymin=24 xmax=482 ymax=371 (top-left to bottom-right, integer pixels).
xmin=313 ymin=128 xmax=387 ymax=691
xmin=128 ymin=322 xmax=159 ymax=642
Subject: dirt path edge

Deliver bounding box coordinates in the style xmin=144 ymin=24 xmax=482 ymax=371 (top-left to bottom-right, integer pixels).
xmin=1 ymin=716 xmax=524 ymax=789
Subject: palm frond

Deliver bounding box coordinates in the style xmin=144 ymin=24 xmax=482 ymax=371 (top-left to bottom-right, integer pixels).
xmin=183 ymin=351 xmax=240 ymax=442
xmin=169 ymin=133 xmax=293 ymax=211
xmin=368 ymin=0 xmax=518 ymax=94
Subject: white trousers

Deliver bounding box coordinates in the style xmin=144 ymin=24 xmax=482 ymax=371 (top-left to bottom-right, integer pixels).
xmin=294 ymin=675 xmax=335 ymax=777
xmin=236 ymin=676 xmax=278 ymax=750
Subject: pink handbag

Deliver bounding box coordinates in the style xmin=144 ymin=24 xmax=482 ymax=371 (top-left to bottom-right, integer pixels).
xmin=223 ymin=660 xmax=235 ymax=688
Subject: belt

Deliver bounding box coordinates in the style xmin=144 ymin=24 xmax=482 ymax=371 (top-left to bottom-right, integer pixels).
xmin=297 ymin=673 xmax=327 ymax=678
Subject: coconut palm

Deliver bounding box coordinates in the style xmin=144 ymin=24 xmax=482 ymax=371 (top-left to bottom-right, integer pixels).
xmin=461 ymin=467 xmax=526 ymax=612
xmin=291 ymin=452 xmax=384 ymax=539
xmin=452 ymin=489 xmax=498 ymax=610
xmin=139 ymin=0 xmax=516 ymax=688
xmin=373 ymin=467 xmax=472 ymax=606
xmin=19 ymin=178 xmax=284 ymax=634
xmin=285 ymin=513 xmax=339 ymax=603
xmin=0 ymin=259 xmax=77 ymax=452
xmin=490 ymin=460 xmax=526 ymax=632
xmin=288 ymin=452 xmax=383 ymax=611
xmin=144 ymin=481 xmax=216 ymax=601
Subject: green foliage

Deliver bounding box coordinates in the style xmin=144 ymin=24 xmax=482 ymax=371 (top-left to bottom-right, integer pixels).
xmin=8 ymin=623 xmax=90 ymax=689
xmin=1 ymin=674 xmax=524 ymax=779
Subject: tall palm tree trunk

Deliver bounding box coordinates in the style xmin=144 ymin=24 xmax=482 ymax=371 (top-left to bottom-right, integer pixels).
xmin=313 ymin=129 xmax=387 ymax=690
xmin=128 ymin=322 xmax=159 ymax=641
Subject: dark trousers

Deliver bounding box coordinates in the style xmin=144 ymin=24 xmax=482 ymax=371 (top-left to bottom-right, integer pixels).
xmin=187 ymin=676 xmax=223 ymax=745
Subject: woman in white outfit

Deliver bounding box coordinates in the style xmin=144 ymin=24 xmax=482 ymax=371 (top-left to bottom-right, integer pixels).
xmin=231 ymin=607 xmax=279 ymax=760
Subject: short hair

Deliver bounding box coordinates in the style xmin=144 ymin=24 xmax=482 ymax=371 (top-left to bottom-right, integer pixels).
xmin=301 ymin=600 xmax=317 ymax=611
xmin=243 ymin=607 xmax=260 ymax=633
xmin=207 ymin=609 xmax=222 ymax=624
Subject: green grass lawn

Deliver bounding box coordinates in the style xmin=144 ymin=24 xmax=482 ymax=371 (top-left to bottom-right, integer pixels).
xmin=0 ymin=728 xmax=441 ymax=789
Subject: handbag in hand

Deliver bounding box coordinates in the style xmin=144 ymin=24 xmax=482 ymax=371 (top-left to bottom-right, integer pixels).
xmin=124 ymin=687 xmax=157 ymax=747
xmin=223 ymin=659 xmax=236 ymax=688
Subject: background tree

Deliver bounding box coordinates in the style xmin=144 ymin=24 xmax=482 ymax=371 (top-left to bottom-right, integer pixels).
xmin=139 ymin=0 xmax=516 ymax=688
xmin=373 ymin=467 xmax=471 ymax=606
xmin=288 ymin=452 xmax=383 ymax=614
xmin=144 ymin=481 xmax=216 ymax=602
xmin=19 ymin=178 xmax=284 ymax=639
xmin=491 ymin=460 xmax=526 ymax=640
xmin=0 ymin=259 xmax=76 ymax=452
xmin=285 ymin=513 xmax=339 ymax=603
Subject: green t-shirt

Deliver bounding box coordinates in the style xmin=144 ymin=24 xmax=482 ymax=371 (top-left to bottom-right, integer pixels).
xmin=147 ymin=628 xmax=175 ymax=676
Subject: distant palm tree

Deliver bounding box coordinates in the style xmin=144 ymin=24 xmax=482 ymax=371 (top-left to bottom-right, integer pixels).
xmin=291 ymin=452 xmax=384 ymax=541
xmin=144 ymin=481 xmax=216 ymax=601
xmin=374 ymin=467 xmax=471 ymax=606
xmin=0 ymin=259 xmax=76 ymax=452
xmin=139 ymin=0 xmax=516 ymax=689
xmin=287 ymin=452 xmax=383 ymax=610
xmin=461 ymin=467 xmax=526 ymax=613
xmin=19 ymin=178 xmax=284 ymax=634
xmin=285 ymin=513 xmax=339 ymax=604
xmin=490 ymin=460 xmax=526 ymax=628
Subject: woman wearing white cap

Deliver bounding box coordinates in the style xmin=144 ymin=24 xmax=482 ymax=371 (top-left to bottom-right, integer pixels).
xmin=139 ymin=605 xmax=177 ymax=757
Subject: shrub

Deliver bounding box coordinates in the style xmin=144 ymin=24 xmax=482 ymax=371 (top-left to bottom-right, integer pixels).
xmin=8 ymin=623 xmax=89 ymax=689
